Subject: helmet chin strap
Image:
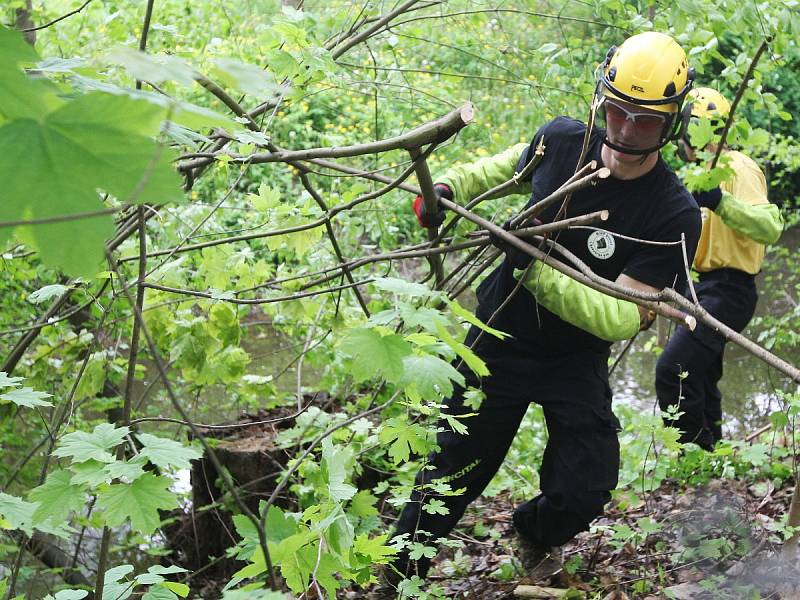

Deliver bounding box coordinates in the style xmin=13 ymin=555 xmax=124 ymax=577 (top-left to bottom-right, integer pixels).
xmin=601 ymin=137 xmax=661 ymax=156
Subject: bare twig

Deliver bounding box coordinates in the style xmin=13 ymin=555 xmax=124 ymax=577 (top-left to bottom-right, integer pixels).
xmin=20 ymin=0 xmax=94 ymax=32
xmin=330 ymin=0 xmax=422 ymax=59
xmin=142 ymin=279 xmax=372 ymax=305
xmin=711 ymin=39 xmax=770 ymax=169
xmin=0 ymin=207 xmax=123 ymax=229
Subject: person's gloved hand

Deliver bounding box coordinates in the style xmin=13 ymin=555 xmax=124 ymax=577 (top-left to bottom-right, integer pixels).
xmin=693 ymin=187 xmax=723 ymax=212
xmin=489 ymin=219 xmax=535 ymax=270
xmin=412 ymin=183 xmax=451 ymax=228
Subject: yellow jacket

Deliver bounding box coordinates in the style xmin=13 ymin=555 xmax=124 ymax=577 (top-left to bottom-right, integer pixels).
xmin=693 ymin=150 xmax=783 ymax=274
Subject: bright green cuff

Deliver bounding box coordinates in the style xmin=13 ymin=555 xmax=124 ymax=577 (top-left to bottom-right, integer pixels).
xmin=437 ymin=142 xmax=530 ymax=202
xmin=716 ymin=192 xmax=784 ymax=245
xmin=518 ymin=262 xmax=640 ymax=342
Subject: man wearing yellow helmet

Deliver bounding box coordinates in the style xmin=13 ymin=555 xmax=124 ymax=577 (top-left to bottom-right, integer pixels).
xmin=382 ymin=32 xmax=702 ymax=594
xmin=655 ymin=87 xmax=784 ymax=450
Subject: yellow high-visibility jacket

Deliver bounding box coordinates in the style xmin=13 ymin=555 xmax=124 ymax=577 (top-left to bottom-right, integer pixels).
xmin=693 ymin=150 xmax=783 ymax=274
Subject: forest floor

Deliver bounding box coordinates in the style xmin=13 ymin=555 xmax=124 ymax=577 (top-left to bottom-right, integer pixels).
xmin=178 ymin=408 xmax=799 ymax=599
xmin=372 ymin=477 xmax=798 ymax=599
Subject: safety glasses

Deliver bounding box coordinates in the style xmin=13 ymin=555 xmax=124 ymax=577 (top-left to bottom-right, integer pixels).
xmin=602 ymin=98 xmax=668 ymax=133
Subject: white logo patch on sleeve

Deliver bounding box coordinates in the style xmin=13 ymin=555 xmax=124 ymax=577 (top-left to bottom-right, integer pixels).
xmin=587 ymin=230 xmax=616 ymax=260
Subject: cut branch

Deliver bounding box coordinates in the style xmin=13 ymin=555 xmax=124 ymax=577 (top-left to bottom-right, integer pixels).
xmin=177 ymin=102 xmax=473 ymax=171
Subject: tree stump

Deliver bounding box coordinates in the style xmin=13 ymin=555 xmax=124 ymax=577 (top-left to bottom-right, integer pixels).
xmin=165 ymin=402 xmax=313 ymax=579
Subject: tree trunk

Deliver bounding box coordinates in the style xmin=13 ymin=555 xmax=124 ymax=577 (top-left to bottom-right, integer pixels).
xmin=16 ymin=0 xmax=36 ymax=46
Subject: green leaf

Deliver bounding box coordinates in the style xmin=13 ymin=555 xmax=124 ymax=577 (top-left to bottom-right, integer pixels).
xmin=69 ymin=460 xmax=112 ymax=487
xmin=0 ymin=386 xmax=53 ymax=408
xmin=74 ymin=352 xmax=106 ymax=401
xmin=141 ymin=586 xmax=178 ymax=600
xmin=29 ymin=470 xmax=86 ymax=523
xmin=73 ymin=74 xmax=234 ymax=131
xmin=231 ymin=514 xmax=259 ymax=559
xmin=0 ymin=492 xmax=70 ymax=538
xmin=0 ymin=372 xmax=24 ymax=389
xmin=53 ymin=591 xmax=89 ymax=600
xmin=36 ymin=57 xmax=85 ymax=74
xmin=44 ymin=591 xmax=89 ymax=600
xmin=0 ymin=28 xmax=60 ymax=121
xmin=235 ymin=130 xmax=271 ymax=146
xmin=322 ymin=438 xmax=356 ymax=502
xmin=135 ymin=573 xmax=165 ymax=586
xmin=349 ymin=490 xmax=379 ymax=519
xmin=352 ymin=533 xmax=396 ymax=563
xmin=0 ymin=92 xmax=183 ymax=276
xmin=136 ymin=433 xmax=202 ymax=471
xmin=27 ymin=284 xmax=69 ymax=304
xmin=221 ymin=589 xmax=291 ymax=599
xmin=96 ymin=473 xmax=178 ymax=535
xmin=265 ymin=505 xmax=298 ymax=543
xmin=435 ymin=322 xmax=489 ymax=377
xmin=163 ymin=582 xmax=190 ymax=598
xmin=447 ymin=299 xmax=510 ymax=340
xmin=399 ymin=354 xmax=464 ymax=399
xmin=276 ymin=541 xmax=341 ymax=597
xmin=147 ymin=566 xmax=188 ymax=576
xmin=248 ymin=183 xmax=281 ymax=211
xmin=379 ymin=417 xmax=430 ymax=464
xmin=687 ymin=117 xmax=715 ymax=150
xmin=0 ymin=24 xmax=38 ymax=66
xmin=233 ymin=547 xmax=267 ymax=580
xmin=0 ymin=493 xmax=38 ymax=534
xmin=53 ymin=423 xmax=130 ymax=464
xmin=422 ymin=498 xmax=449 ymax=515
xmin=104 ymin=456 xmax=147 ymax=482
xmin=102 ymin=564 xmax=136 ymax=600
xmin=212 ymin=58 xmax=282 ymax=97
xmin=106 ymin=47 xmax=198 ymax=86
xmin=105 ymin=565 xmax=135 ymax=582
xmin=339 ymin=328 xmax=411 ymax=384
xmin=396 ymin=305 xmax=445 ymax=331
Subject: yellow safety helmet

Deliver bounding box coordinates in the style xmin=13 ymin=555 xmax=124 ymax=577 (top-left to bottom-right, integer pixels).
xmin=686 ymin=87 xmax=731 ymax=119
xmin=596 ymin=32 xmax=694 ymax=154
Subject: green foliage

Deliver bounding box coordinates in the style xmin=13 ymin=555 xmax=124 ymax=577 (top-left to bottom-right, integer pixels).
xmin=53 ymin=423 xmax=130 ymax=464
xmin=96 ymin=473 xmax=179 ymax=535
xmin=28 ymin=470 xmax=86 ymax=523
xmin=0 ymin=32 xmax=183 ymax=275
xmin=0 ymin=1 xmax=797 ymax=598
xmin=136 ymin=432 xmax=203 ymax=471
xmin=0 ymin=491 xmax=71 ymax=538
xmin=379 ymin=417 xmax=431 ymax=464
xmin=340 ymin=327 xmax=411 ymax=384
xmin=101 ymin=564 xmax=188 ymax=600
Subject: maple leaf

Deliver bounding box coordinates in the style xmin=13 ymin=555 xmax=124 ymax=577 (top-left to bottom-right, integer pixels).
xmin=96 ymin=473 xmax=178 ymax=535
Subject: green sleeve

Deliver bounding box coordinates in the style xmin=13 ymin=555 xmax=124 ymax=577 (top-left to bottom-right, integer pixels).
xmin=436 ymin=142 xmax=531 ymax=202
xmin=518 ymin=262 xmax=640 ymax=342
xmin=716 ymin=192 xmax=784 ymax=245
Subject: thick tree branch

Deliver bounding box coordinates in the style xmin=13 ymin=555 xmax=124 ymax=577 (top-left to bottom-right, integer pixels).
xmin=177 ymin=102 xmax=473 ymax=171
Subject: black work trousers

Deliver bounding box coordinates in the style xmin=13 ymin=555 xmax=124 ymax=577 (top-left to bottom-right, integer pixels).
xmin=392 ymin=327 xmax=620 ymax=578
xmin=655 ymin=269 xmax=757 ymax=450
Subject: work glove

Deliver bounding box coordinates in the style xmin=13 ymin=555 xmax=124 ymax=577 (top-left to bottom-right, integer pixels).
xmin=693 ymin=187 xmax=723 ymax=212
xmin=489 ymin=219 xmax=536 ymax=270
xmin=412 ymin=183 xmax=451 ymax=228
